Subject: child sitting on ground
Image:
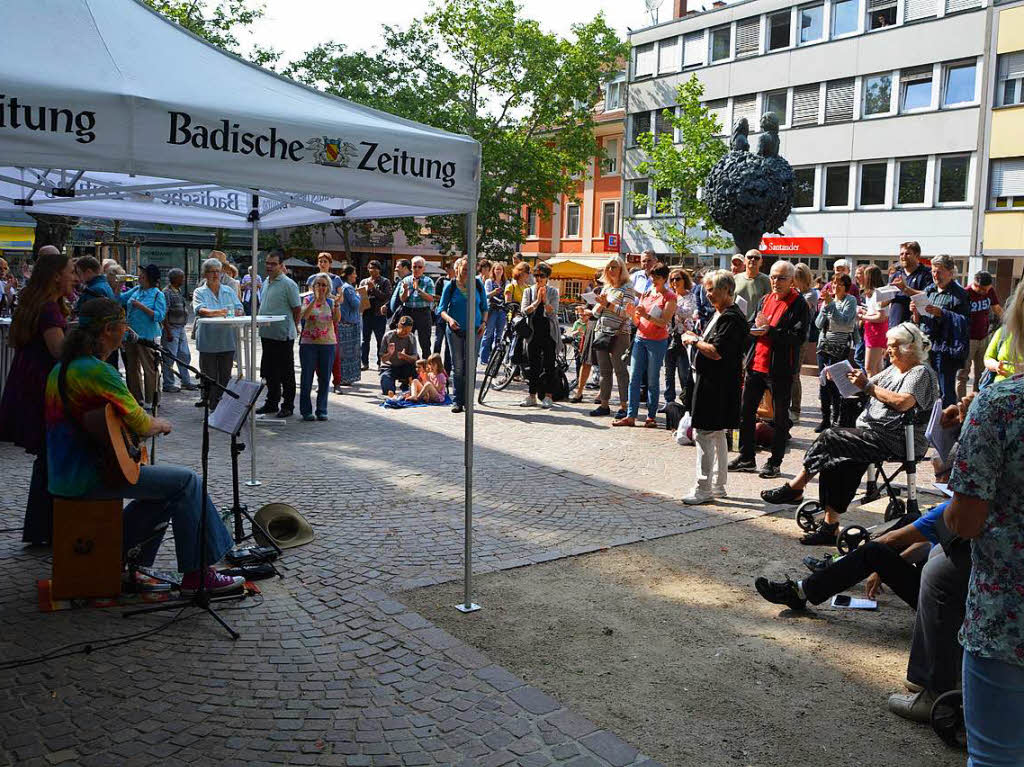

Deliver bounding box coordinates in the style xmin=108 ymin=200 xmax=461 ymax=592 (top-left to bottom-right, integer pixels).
xmin=407 ymin=354 xmax=448 ymax=403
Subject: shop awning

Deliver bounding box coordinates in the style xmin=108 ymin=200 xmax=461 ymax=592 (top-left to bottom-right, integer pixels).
xmin=0 ymin=225 xmax=35 ymax=251
xmin=544 ymin=254 xmax=610 ymax=280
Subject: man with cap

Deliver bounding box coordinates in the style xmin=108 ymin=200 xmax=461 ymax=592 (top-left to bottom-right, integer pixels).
xmin=256 ymin=250 xmax=301 ymax=418
xmin=359 ymin=260 xmax=393 ymax=370
xmin=730 ymin=254 xmax=745 ymax=275
xmin=120 ymin=264 xmax=167 ymax=405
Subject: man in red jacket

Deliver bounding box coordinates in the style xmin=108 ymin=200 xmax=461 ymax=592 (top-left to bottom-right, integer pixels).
xmin=729 ymin=260 xmax=810 ymax=479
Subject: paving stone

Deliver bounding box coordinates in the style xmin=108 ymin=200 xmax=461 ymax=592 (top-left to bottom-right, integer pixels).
xmin=579 ymin=731 xmax=640 ymax=767
xmin=507 ymin=688 xmax=561 ymax=716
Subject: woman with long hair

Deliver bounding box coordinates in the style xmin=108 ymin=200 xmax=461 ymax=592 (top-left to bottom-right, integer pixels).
xmin=480 ymin=262 xmax=508 ymax=365
xmin=519 ymin=262 xmax=561 ymax=409
xmin=0 ymin=247 xmax=74 ymax=544
xmin=299 ymin=274 xmax=340 ymax=421
xmin=858 ymin=265 xmax=890 ymax=376
xmin=663 ymin=268 xmax=695 ymax=409
xmin=790 ymin=263 xmax=819 ymax=417
xmin=588 ymin=255 xmax=636 ymax=418
xmin=815 ymin=272 xmax=858 ymax=431
xmin=336 ymin=264 xmax=364 ymax=387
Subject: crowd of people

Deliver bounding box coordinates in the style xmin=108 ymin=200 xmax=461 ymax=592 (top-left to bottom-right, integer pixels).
xmin=0 ymin=241 xmax=1021 ymax=763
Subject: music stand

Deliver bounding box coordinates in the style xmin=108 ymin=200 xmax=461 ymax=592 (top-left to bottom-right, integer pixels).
xmin=210 ymin=379 xmax=280 ymax=555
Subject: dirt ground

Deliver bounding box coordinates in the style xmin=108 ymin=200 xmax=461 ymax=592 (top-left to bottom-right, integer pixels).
xmin=401 ymin=506 xmax=964 ymax=767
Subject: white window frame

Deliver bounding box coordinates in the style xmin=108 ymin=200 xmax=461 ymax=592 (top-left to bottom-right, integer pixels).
xmin=526 ymin=207 xmax=538 ymax=238
xmin=658 ymin=37 xmax=681 ymax=75
xmin=823 ymin=163 xmax=853 ymax=209
xmin=941 ymin=59 xmax=979 ymax=108
xmin=935 ymin=153 xmax=972 ymax=206
xmin=899 ymin=68 xmax=933 ymax=113
xmin=601 ymin=137 xmax=620 ymax=176
xmin=798 ymin=3 xmax=826 ymax=45
xmin=830 ymin=0 xmax=862 ymax=39
xmin=857 ymin=160 xmax=889 ymax=207
xmin=792 ymin=166 xmax=819 ymax=210
xmin=604 ymin=77 xmax=625 ymax=111
xmin=998 ymin=77 xmax=1024 ymax=108
xmin=630 ymin=111 xmax=652 ymax=147
xmin=634 ymin=42 xmax=656 ymax=80
xmin=564 ymin=203 xmax=581 ymax=238
xmin=767 ymin=9 xmax=794 ymax=51
xmin=709 ymin=25 xmax=732 ymax=63
xmin=862 ymin=71 xmax=894 ymax=117
xmin=653 ymin=186 xmax=675 ymax=216
xmin=601 ymin=200 xmax=620 ymax=235
xmin=866 ymin=0 xmax=898 ymax=31
xmin=630 ymin=179 xmax=651 ymax=218
xmin=895 ymin=156 xmax=929 ymax=207
xmin=992 ymin=195 xmax=1024 ymax=209
xmin=764 ymin=89 xmax=789 ymax=127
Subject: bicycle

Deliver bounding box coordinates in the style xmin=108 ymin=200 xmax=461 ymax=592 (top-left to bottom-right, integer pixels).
xmin=478 ymin=304 xmax=527 ymax=403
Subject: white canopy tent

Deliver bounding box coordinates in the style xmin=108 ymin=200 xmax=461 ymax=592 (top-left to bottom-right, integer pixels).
xmin=0 ymin=0 xmax=483 ymax=610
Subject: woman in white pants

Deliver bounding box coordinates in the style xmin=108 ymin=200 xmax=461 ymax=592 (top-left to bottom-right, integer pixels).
xmin=680 ymin=270 xmax=749 ymax=504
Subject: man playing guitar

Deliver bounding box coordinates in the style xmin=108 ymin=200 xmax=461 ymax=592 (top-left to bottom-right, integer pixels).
xmin=45 ymin=298 xmax=243 ymax=595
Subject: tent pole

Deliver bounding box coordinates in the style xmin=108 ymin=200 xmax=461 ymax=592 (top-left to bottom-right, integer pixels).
xmin=246 ymin=195 xmax=261 ymax=487
xmin=456 ymin=210 xmax=480 ymax=614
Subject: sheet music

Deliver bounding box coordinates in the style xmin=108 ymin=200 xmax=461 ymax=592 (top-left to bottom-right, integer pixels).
xmin=822 ymin=360 xmax=860 ymax=398
xmin=910 ymin=292 xmax=934 ymax=312
xmin=926 ymin=399 xmax=957 ymax=464
xmin=735 ymin=295 xmax=747 ymax=315
xmin=210 ymin=379 xmax=263 ymax=435
xmin=580 ymin=291 xmax=598 ymax=306
xmin=873 ymin=286 xmax=898 ymax=304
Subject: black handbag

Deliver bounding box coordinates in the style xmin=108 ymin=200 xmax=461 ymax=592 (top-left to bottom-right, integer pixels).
xmin=591 ymin=326 xmax=616 ymax=351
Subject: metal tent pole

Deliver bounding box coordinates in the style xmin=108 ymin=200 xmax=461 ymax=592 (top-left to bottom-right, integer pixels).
xmin=246 ymin=195 xmax=261 ymax=487
xmin=456 ymin=210 xmax=480 ymax=614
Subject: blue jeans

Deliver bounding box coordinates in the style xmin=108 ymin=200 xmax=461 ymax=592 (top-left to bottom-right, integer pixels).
xmin=480 ymin=309 xmax=507 ymax=364
xmin=931 ymin=352 xmax=961 ymax=408
xmin=299 ymin=343 xmax=336 ymax=417
xmin=663 ymin=340 xmax=690 ymax=404
xmin=161 ymin=325 xmax=193 ymax=388
xmin=89 ymin=464 xmax=234 ymax=573
xmin=447 ymin=327 xmax=478 ymax=406
xmin=627 ymin=337 xmax=668 ymax=419
xmin=964 ymin=651 xmax=1024 ymax=766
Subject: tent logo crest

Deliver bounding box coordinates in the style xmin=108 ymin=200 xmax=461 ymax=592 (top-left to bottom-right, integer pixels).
xmin=307 ymin=137 xmax=357 ymax=168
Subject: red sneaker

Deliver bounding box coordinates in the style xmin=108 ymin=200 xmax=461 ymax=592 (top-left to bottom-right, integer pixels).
xmin=180 ymin=567 xmax=245 ymax=596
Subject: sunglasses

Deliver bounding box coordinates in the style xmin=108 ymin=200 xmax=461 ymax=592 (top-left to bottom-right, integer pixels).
xmin=746 ymin=256 xmax=761 ymax=261
xmin=669 ymin=276 xmax=684 ymax=282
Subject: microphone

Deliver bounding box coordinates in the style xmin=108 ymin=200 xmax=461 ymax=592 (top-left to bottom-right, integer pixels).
xmin=123 ymin=327 xmax=162 ymax=351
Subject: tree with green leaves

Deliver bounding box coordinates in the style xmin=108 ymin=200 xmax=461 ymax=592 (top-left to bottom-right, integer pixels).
xmin=286 ymin=0 xmax=629 ymax=256
xmin=631 ymin=76 xmax=730 ymax=257
xmin=143 ymin=0 xmax=279 ymax=66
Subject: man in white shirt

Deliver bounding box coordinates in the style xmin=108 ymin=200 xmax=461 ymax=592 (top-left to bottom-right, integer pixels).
xmin=629 ymin=249 xmax=656 ymax=296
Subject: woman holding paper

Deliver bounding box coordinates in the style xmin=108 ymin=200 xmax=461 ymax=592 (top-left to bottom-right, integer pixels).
xmin=589 ymin=256 xmax=636 ymax=418
xmin=814 ymin=273 xmax=858 ymax=432
xmin=761 ymin=322 xmax=939 ymax=546
xmin=858 ymin=265 xmax=890 ymax=376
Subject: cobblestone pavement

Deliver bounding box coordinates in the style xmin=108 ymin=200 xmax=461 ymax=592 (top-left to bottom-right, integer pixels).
xmin=0 ymin=362 xmax=835 ymax=767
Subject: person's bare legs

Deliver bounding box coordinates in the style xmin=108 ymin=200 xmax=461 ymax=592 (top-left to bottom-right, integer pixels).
xmin=417 ymin=382 xmax=439 ymax=402
xmin=783 ymin=468 xmax=841 ymax=523
xmin=574 ymin=363 xmax=592 ymax=399
xmin=866 ymin=347 xmax=885 ymax=376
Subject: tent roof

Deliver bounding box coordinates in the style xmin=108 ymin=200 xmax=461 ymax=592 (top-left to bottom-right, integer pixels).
xmin=545 ymin=254 xmax=610 ymax=279
xmin=0 ymin=0 xmax=480 ymax=229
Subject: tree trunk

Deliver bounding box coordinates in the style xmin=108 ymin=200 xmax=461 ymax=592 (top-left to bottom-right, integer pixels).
xmin=29 ymin=214 xmax=79 ymax=258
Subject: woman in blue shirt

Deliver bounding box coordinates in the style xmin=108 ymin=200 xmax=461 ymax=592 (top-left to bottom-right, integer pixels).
xmin=334 ymin=265 xmax=364 ymax=389
xmin=120 ymin=264 xmax=167 ymax=405
xmin=192 ymin=258 xmax=243 ymax=410
xmin=438 ymin=257 xmax=489 ymax=413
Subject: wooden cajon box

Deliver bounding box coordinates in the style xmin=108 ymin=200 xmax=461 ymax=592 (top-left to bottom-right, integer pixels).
xmin=52 ymin=498 xmax=123 ymax=600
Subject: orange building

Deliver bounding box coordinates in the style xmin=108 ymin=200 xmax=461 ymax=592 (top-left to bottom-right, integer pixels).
xmin=520 ymin=72 xmax=626 ymax=302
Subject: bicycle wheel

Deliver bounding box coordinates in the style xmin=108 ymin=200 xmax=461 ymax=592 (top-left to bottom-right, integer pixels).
xmin=493 ymin=359 xmax=517 ymax=390
xmin=477 ymin=340 xmax=507 ymax=404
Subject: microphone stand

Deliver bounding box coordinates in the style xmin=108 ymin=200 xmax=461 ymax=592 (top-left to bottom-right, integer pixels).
xmin=149 ymin=343 xmax=161 ymax=464
xmin=123 ymin=343 xmax=244 ymax=639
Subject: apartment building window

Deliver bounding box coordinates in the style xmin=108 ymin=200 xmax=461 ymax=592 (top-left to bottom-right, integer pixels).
xmin=634 ymin=43 xmax=656 ymax=79
xmin=825 ymin=79 xmax=855 ymax=123
xmin=824 ymin=165 xmax=851 ymax=207
xmin=764 ymin=90 xmax=788 ymax=125
xmin=990 ymin=159 xmax=1024 ymax=208
xmin=710 ymin=26 xmax=731 ymax=62
xmin=867 ymin=0 xmax=897 ymax=29
xmin=658 ymin=37 xmax=680 ymax=74
xmin=996 ymin=52 xmax=1024 ymax=107
xmin=799 ymin=4 xmax=824 ymax=43
xmin=793 ymin=167 xmax=816 ymax=208
xmin=859 ymin=162 xmax=888 ymax=206
xmin=602 ymin=201 xmax=620 ymax=235
xmin=942 ymin=61 xmax=977 ymax=107
xmin=736 ymin=17 xmax=761 ymax=57
xmin=900 ymin=67 xmax=933 ymax=112
xmin=904 ymin=0 xmax=937 ymax=22
xmin=769 ymin=11 xmax=792 ymax=50
xmin=526 ymin=207 xmax=538 ymax=237
xmin=631 ymin=112 xmax=651 ymax=146
xmin=655 ymin=187 xmax=674 ymax=215
xmin=631 ymin=180 xmax=650 ymax=216
xmin=565 ymin=204 xmax=580 ymax=238
xmin=897 ymin=158 xmax=928 ymax=204
xmin=704 ymin=99 xmax=729 ymax=134
xmin=946 ymin=0 xmax=982 ymax=14
xmin=732 ymin=94 xmax=758 ymax=130
xmin=863 ymin=73 xmax=893 ymax=116
xmin=831 ymin=0 xmax=860 ymax=37
xmin=655 ymin=108 xmax=675 ymax=143
xmin=683 ymin=31 xmax=705 ymax=68
xmin=601 ymin=138 xmax=620 ymax=175
xmin=605 ymin=79 xmax=625 ymax=110
xmin=792 ymin=83 xmax=821 ymax=126
xmin=938 ymin=155 xmax=969 ymax=203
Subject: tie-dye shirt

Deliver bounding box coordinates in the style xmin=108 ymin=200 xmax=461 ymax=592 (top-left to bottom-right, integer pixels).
xmin=45 ymin=356 xmax=152 ymax=497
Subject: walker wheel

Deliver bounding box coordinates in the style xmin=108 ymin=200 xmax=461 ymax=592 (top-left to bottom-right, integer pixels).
xmin=884 ymin=497 xmax=906 ymax=522
xmin=931 ymin=690 xmax=966 ymax=750
xmin=795 ymin=500 xmax=822 ymax=531
xmin=836 ymin=525 xmax=870 ymax=555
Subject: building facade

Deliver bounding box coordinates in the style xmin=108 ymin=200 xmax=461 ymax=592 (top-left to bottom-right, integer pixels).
xmin=623 ymin=0 xmax=1014 ymax=280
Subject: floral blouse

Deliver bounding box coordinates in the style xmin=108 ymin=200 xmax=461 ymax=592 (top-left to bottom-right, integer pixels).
xmin=948 ymin=375 xmax=1024 ymax=666
xmin=300 ymin=298 xmax=337 ymax=345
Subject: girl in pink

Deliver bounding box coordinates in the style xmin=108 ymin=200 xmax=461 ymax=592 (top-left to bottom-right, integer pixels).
xmin=409 ymin=353 xmax=447 ymax=403
xmin=857 ymin=265 xmax=889 ymax=375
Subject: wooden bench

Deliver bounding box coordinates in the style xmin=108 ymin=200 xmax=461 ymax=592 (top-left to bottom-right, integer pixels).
xmin=52 ymin=498 xmax=122 ymax=600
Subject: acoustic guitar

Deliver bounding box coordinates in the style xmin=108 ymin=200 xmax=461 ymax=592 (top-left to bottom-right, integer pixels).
xmin=81 ymin=404 xmax=148 ymax=485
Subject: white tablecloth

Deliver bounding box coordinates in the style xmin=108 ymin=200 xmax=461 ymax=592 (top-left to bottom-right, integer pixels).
xmin=195 ymin=315 xmax=287 ymax=380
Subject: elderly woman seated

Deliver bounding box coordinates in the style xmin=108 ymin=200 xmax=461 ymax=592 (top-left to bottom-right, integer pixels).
xmin=760 ymin=322 xmax=940 ymax=545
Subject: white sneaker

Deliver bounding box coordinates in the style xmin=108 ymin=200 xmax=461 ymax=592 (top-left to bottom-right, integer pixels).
xmin=519 ymin=395 xmax=537 ymax=407
xmin=711 ymin=486 xmax=728 ymax=498
xmin=541 ymin=397 xmax=553 ymax=409
xmin=682 ymin=489 xmax=713 ymax=505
